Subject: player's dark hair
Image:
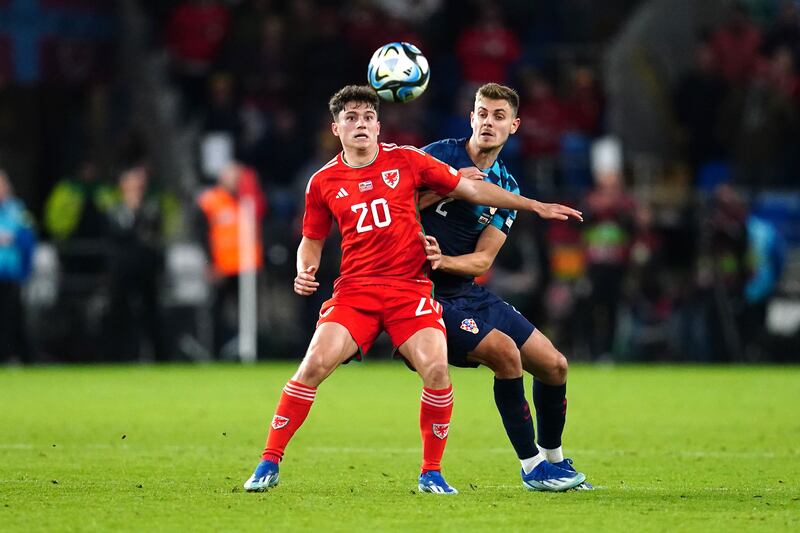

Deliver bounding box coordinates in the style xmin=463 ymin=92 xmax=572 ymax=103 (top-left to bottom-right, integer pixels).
xmin=329 ymin=85 xmax=380 ymax=120
xmin=476 ymin=83 xmax=520 ymax=116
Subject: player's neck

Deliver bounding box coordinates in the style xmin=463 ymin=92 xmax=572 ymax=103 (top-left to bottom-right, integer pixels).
xmin=342 ymin=145 xmax=380 ymax=168
xmin=466 ymin=138 xmax=500 ymax=170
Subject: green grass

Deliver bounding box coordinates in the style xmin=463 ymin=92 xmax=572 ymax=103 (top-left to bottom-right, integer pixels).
xmin=1 ymin=363 xmax=799 ymax=532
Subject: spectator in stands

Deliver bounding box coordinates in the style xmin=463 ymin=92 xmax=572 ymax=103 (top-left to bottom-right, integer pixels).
xmin=710 ymin=2 xmax=762 ymax=85
xmin=696 ymin=184 xmax=751 ymax=361
xmin=673 ymin=36 xmax=729 ymax=175
xmin=744 ymin=212 xmax=787 ymax=359
xmin=721 ymin=45 xmax=799 ymax=188
xmin=197 ymin=162 xmax=266 ymax=359
xmin=0 ymin=170 xmax=36 ymax=364
xmin=563 ymin=65 xmax=604 ymax=136
xmin=105 ymin=165 xmax=168 ymax=361
xmin=165 ymin=0 xmax=231 ymax=116
xmin=455 ymin=4 xmax=521 ymax=85
xmin=257 ymin=109 xmax=307 ymax=188
xmin=581 ymin=138 xmax=638 ymax=360
xmin=44 ymin=160 xmax=115 ymax=275
xmin=518 ymin=70 xmax=569 ymax=192
xmin=761 ymin=0 xmax=800 ymax=69
xmin=204 ymin=72 xmax=241 ymax=140
xmin=620 ymin=205 xmax=671 ymax=360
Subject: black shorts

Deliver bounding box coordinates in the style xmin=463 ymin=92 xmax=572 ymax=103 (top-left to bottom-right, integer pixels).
xmin=438 ymin=283 xmax=535 ymax=368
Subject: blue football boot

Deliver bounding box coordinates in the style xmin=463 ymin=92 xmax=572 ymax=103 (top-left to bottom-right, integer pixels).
xmin=521 ymin=460 xmax=586 ymax=492
xmin=552 ymin=458 xmax=594 ymax=490
xmin=243 ymin=459 xmax=280 ymax=492
xmin=418 ymin=470 xmax=458 ymax=494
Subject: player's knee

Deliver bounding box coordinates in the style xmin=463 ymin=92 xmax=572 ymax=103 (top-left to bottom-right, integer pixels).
xmin=540 ymin=352 xmax=568 ymax=385
xmin=418 ymin=358 xmax=450 ymax=388
xmin=490 ymin=342 xmax=522 ymax=378
xmin=296 ymin=351 xmax=337 ymax=386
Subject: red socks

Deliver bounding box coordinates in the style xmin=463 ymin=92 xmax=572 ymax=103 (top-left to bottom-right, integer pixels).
xmin=261 ymin=380 xmax=453 ymax=472
xmin=420 ymin=385 xmax=454 ymax=472
xmin=262 ymin=380 xmax=317 ymax=463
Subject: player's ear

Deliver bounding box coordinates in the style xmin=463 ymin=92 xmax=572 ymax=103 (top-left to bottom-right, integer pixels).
xmin=510 ymin=116 xmax=521 ymax=135
xmin=331 ymin=122 xmax=339 ymax=137
xmin=375 ymin=120 xmax=380 ymax=137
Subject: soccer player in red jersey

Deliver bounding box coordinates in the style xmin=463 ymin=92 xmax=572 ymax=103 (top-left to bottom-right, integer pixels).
xmin=243 ymin=85 xmax=582 ymax=494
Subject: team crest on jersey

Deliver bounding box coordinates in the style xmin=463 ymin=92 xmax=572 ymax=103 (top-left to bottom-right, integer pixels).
xmin=358 ymin=180 xmax=373 ymax=192
xmin=460 ymin=318 xmax=479 ymax=334
xmin=271 ymin=415 xmax=290 ymax=430
xmin=432 ymin=423 xmax=450 ymax=440
xmin=382 ymin=169 xmax=400 ymax=189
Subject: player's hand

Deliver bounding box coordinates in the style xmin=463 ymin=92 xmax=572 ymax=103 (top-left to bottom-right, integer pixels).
xmin=534 ymin=201 xmax=583 ymax=222
xmin=294 ymin=266 xmax=319 ymax=296
xmin=459 ymin=167 xmax=487 ymax=181
xmin=418 ymin=232 xmax=442 ymax=270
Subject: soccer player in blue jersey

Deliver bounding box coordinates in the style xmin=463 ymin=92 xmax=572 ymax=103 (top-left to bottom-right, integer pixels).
xmin=418 ymin=83 xmax=590 ymax=491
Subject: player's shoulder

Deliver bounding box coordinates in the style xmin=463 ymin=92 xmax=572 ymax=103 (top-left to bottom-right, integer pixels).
xmin=495 ymin=158 xmax=520 ymax=192
xmin=381 ymin=142 xmax=428 ymax=156
xmin=422 ymin=137 xmax=467 ymax=162
xmin=305 ymin=155 xmax=340 ymax=193
xmin=380 ymin=142 xmax=434 ymax=166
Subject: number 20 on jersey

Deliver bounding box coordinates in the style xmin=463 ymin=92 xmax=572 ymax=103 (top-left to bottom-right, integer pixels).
xmin=351 ymin=198 xmax=392 ymax=233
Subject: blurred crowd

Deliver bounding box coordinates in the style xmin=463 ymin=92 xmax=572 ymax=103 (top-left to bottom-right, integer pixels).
xmin=0 ymin=0 xmax=798 ymax=364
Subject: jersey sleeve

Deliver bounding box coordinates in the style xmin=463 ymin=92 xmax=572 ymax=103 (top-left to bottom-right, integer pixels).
xmin=301 ymin=174 xmax=333 ymax=239
xmin=490 ymin=173 xmax=519 ymax=235
xmin=404 ymin=146 xmax=461 ymax=195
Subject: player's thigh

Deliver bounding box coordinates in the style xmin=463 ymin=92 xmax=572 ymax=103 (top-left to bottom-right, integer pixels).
xmin=467 ymin=328 xmax=523 ymax=378
xmin=519 ymin=329 xmax=568 ymax=385
xmin=294 ymin=322 xmax=361 ymax=386
xmin=316 ymin=293 xmax=383 ymax=358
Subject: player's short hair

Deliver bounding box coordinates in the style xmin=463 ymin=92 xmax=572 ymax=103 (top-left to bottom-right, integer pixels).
xmin=329 ymin=85 xmax=380 ymax=120
xmin=475 ymin=83 xmax=520 ymax=116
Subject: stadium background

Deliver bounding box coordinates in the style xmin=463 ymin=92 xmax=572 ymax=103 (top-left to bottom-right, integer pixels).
xmin=1 ymin=0 xmax=799 ymax=365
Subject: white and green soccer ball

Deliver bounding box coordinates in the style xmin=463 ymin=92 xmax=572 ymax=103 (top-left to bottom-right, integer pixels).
xmin=367 ymin=42 xmax=430 ymax=103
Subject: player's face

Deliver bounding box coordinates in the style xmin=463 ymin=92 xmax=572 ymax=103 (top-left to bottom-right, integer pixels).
xmin=332 ymin=102 xmax=380 ymax=151
xmin=470 ymin=97 xmax=520 ymax=151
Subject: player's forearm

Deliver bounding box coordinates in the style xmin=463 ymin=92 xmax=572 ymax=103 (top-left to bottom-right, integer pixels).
xmin=452 ymin=179 xmax=542 ymax=214
xmin=296 ymin=237 xmax=324 ymax=273
xmin=439 ymin=252 xmax=493 ymax=277
xmin=418 ymin=191 xmax=444 ymax=210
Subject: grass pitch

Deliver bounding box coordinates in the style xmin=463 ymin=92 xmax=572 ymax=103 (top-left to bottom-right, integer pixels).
xmin=1 ymin=362 xmax=798 ymax=532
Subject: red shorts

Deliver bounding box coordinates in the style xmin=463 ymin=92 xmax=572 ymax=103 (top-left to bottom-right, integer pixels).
xmin=316 ymin=279 xmax=446 ymax=358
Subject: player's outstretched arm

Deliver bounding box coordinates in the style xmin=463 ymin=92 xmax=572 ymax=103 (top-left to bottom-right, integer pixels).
xmin=418 ymin=167 xmax=487 ymax=210
xmin=294 ymin=237 xmax=324 ymax=296
xmin=450 ymin=178 xmax=583 ymax=222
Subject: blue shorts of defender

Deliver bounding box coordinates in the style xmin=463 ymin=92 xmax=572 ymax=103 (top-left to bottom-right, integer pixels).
xmin=438 ymin=283 xmax=536 ymax=368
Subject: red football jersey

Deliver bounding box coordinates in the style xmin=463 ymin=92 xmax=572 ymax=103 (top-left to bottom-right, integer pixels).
xmin=303 ymin=143 xmax=461 ymax=289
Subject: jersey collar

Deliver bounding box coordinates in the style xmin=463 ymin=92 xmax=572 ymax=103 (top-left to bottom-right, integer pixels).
xmin=340 ymin=145 xmax=380 ymax=168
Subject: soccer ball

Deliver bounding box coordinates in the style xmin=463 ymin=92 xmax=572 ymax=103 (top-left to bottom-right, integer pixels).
xmin=367 ymin=42 xmax=430 ymax=103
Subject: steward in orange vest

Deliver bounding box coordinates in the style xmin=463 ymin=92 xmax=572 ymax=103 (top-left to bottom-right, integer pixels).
xmin=197 ymin=163 xmax=265 ymax=277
